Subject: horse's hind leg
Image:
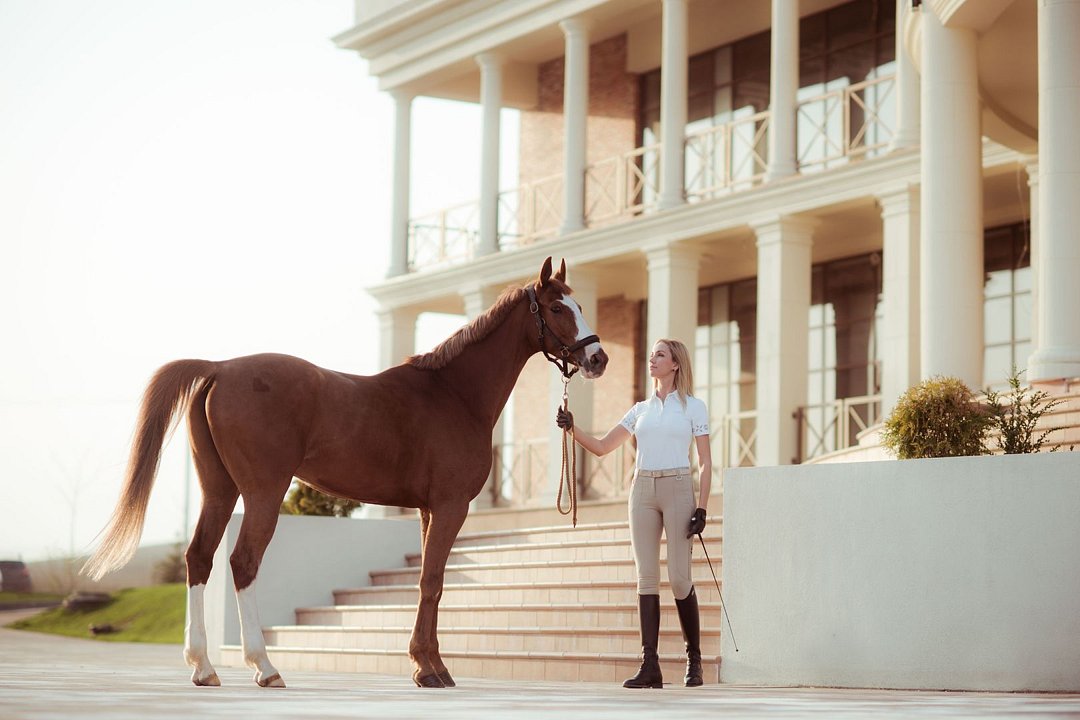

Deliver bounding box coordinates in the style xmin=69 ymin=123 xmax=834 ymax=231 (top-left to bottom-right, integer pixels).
xmin=184 ymin=385 xmax=240 ymax=687
xmin=410 ymin=501 xmax=469 ymax=688
xmin=231 ymin=491 xmax=290 ymax=688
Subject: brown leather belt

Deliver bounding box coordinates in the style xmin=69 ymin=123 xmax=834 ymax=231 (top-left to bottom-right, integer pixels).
xmin=636 ymin=467 xmax=690 ymax=478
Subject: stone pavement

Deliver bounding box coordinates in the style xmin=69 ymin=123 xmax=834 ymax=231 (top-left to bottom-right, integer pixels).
xmin=2 ymin=612 xmax=1080 ymax=720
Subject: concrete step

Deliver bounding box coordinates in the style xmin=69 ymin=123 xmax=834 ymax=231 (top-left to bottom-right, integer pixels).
xmin=219 ymin=644 xmax=721 ymax=685
xmin=294 ymin=602 xmax=727 ymax=631
xmin=452 ymin=516 xmax=722 ymax=549
xmin=371 ymin=555 xmax=722 ymax=587
xmin=262 ymin=624 xmax=722 ymax=656
xmin=410 ymin=532 xmax=722 ymax=566
xmin=333 ymin=578 xmax=725 ymax=606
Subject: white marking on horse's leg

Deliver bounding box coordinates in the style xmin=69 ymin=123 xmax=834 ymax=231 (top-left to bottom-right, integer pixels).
xmin=236 ymin=579 xmax=285 ymax=688
xmin=184 ymin=584 xmax=221 ymax=686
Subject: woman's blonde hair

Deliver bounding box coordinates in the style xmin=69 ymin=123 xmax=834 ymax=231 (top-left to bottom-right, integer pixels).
xmin=653 ymin=338 xmax=694 ymax=403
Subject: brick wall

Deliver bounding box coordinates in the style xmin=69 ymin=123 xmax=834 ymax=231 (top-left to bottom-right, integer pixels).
xmin=518 ymin=33 xmax=639 ymax=186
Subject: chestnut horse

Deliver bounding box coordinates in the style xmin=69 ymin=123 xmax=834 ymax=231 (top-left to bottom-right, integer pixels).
xmin=82 ymin=257 xmax=607 ymax=689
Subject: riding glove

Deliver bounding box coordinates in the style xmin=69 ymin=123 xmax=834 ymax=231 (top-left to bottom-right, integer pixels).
xmin=555 ymin=407 xmax=574 ymax=431
xmin=686 ymin=507 xmax=707 ymax=538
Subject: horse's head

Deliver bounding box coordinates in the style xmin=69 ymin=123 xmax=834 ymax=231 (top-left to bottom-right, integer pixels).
xmin=529 ymin=257 xmax=609 ymax=380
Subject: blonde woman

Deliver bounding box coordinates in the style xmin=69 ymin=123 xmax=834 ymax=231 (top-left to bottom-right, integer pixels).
xmin=556 ymin=338 xmax=711 ymax=688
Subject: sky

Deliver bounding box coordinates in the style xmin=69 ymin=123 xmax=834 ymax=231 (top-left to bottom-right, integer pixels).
xmin=0 ymin=0 xmax=516 ymax=562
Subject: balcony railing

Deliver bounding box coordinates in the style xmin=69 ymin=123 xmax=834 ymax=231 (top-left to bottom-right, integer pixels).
xmin=685 ymin=111 xmax=770 ymax=202
xmin=795 ymin=393 xmax=882 ymax=463
xmin=796 ymin=74 xmax=895 ymax=173
xmin=490 ymin=436 xmax=637 ymax=505
xmin=407 ymin=200 xmax=478 ymax=271
xmin=405 ymin=73 xmax=895 ymax=273
xmin=719 ymin=410 xmax=758 ymax=468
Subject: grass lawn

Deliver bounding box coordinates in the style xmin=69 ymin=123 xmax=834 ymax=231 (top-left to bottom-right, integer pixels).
xmin=6 ymin=583 xmax=186 ymax=644
xmin=0 ymin=591 xmax=65 ymax=606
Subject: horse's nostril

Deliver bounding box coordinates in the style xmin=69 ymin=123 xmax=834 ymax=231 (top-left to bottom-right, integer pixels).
xmin=589 ymin=353 xmax=603 ymax=368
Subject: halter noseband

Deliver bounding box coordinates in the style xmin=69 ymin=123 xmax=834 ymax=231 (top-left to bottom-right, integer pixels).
xmin=526 ymin=286 xmax=600 ymax=379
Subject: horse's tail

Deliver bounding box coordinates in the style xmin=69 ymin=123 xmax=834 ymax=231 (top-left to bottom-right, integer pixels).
xmin=81 ymin=359 xmax=217 ymax=581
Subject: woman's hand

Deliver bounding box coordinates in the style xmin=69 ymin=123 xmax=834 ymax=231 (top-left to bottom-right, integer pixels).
xmin=555 ymin=407 xmax=574 ymax=431
xmin=686 ymin=508 xmax=706 ymax=538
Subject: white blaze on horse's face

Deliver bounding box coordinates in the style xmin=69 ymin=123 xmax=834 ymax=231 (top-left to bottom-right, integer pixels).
xmin=559 ymin=296 xmax=605 ymax=379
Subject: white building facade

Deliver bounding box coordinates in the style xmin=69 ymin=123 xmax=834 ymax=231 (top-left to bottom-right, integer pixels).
xmin=336 ymin=0 xmax=1080 ymax=506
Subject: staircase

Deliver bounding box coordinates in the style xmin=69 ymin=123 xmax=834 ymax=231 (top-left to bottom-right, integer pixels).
xmin=219 ymin=499 xmax=725 ymax=683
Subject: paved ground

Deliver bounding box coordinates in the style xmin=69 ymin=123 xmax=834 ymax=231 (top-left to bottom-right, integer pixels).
xmin=3 ymin=610 xmax=1080 ymax=719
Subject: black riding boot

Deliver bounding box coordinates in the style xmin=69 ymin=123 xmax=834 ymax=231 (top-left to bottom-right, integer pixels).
xmin=674 ymin=586 xmax=703 ymax=686
xmin=623 ymin=594 xmax=663 ymax=688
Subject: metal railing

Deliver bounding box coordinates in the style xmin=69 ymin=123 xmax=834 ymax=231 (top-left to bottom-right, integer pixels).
xmin=796 ymin=74 xmax=895 ymax=173
xmin=795 ymin=393 xmax=882 ymax=463
xmin=685 ymin=111 xmax=770 ymax=202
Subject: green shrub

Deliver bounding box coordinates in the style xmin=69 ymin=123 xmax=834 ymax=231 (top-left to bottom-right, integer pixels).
xmin=881 ymin=376 xmax=992 ymax=459
xmin=279 ymin=480 xmax=361 ymax=517
xmin=984 ymin=366 xmax=1067 ymax=454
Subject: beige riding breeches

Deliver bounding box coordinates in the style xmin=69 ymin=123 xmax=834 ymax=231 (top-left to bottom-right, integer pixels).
xmin=628 ymin=467 xmax=695 ymax=599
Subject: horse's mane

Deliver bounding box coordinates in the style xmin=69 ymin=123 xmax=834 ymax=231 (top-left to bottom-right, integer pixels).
xmin=406 ymin=285 xmax=526 ymax=370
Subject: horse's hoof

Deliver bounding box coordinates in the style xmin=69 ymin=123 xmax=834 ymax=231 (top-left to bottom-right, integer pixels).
xmin=436 ymin=670 xmax=456 ymax=688
xmin=256 ymin=672 xmax=286 ymax=688
xmin=192 ymin=672 xmax=220 ymax=687
xmin=413 ymin=672 xmax=446 ymax=688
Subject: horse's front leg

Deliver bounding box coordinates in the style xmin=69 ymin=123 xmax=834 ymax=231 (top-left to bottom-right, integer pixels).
xmin=410 ymin=501 xmax=468 ymax=688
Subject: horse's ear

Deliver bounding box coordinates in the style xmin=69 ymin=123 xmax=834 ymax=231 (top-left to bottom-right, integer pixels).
xmin=554 ymin=259 xmax=566 ymax=283
xmin=538 ymin=256 xmax=553 ymax=287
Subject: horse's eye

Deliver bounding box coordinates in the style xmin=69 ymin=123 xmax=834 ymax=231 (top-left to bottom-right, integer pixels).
xmin=550 ymin=303 xmax=562 ymax=314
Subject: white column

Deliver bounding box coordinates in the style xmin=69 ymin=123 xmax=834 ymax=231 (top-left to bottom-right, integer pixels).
xmin=658 ymin=0 xmax=688 ymax=210
xmin=753 ymin=216 xmax=815 ymax=466
xmin=559 ymin=18 xmax=590 ymax=235
xmin=477 ymin=53 xmax=503 ymax=256
xmin=1028 ymin=0 xmax=1080 ymax=382
xmin=878 ymin=185 xmax=920 ymax=414
xmin=377 ymin=307 xmax=418 ymax=371
xmin=919 ymin=6 xmax=983 ymax=388
xmin=388 ymin=91 xmax=413 ymax=277
xmin=645 ymin=243 xmax=699 ymax=351
xmin=766 ymin=0 xmax=798 ymax=180
xmin=544 ymin=272 xmax=598 ymax=503
xmin=889 ymin=0 xmax=920 ymax=151
xmin=463 ymin=284 xmax=503 ymax=510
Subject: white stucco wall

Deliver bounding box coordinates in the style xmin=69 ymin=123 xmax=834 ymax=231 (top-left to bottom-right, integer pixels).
xmin=205 ymin=514 xmax=420 ymax=663
xmin=721 ymin=452 xmax=1080 ymax=691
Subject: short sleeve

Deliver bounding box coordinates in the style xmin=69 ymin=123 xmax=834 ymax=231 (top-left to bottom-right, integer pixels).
xmin=619 ymin=403 xmax=642 ymax=435
xmin=690 ymin=398 xmax=710 ymax=436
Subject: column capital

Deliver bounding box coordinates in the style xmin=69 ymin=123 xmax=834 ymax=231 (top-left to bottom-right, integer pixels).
xmin=750 ymin=215 xmax=819 ymax=246
xmin=475 ymin=51 xmax=505 ymax=70
xmin=558 ymin=16 xmax=592 ymax=37
xmin=644 ymin=241 xmax=701 ymax=268
xmin=876 ymin=183 xmax=920 ymax=218
xmin=388 ymin=88 xmax=415 ymax=104
xmin=1023 ymin=156 xmax=1039 ymax=187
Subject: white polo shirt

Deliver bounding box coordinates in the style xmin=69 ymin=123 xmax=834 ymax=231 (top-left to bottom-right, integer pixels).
xmin=619 ymin=393 xmax=710 ymax=471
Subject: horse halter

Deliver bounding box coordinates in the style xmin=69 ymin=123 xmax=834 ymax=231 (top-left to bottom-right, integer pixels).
xmin=525 ymin=285 xmax=599 ymax=379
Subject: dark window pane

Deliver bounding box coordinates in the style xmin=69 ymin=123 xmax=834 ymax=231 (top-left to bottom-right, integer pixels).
xmin=877 ymin=0 xmax=896 ymax=34
xmin=828 ymin=0 xmax=876 ymax=51
xmin=800 ymin=53 xmax=826 ymax=91
xmin=734 ymin=32 xmax=771 ymax=83
xmin=826 ymin=40 xmax=877 ymax=85
xmin=689 ymin=54 xmax=713 ymax=95
xmin=734 ymin=78 xmax=770 ymax=113
xmin=801 ymin=13 xmax=826 ymax=60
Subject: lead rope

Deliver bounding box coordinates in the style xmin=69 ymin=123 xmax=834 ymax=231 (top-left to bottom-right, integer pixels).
xmin=556 ymin=375 xmax=578 ymax=527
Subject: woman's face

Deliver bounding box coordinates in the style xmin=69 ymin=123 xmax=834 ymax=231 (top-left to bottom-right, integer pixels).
xmin=648 ymin=342 xmax=679 ymax=382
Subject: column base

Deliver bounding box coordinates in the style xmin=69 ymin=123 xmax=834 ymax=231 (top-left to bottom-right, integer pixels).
xmin=1028 ymin=347 xmax=1080 ymax=385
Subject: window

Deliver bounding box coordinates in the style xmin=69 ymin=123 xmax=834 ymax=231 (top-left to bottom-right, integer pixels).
xmin=983 ymin=222 xmax=1032 ymax=389
xmin=696 ymin=279 xmax=757 ymax=466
